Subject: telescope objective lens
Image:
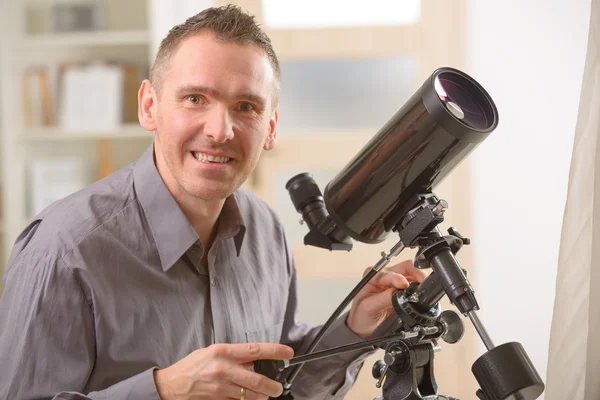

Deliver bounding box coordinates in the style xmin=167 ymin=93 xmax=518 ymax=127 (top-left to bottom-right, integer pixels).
xmin=434 ymin=72 xmax=495 ymax=131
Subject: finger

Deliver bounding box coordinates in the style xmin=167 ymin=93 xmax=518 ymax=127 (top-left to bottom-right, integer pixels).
xmin=240 ymin=361 xmax=255 ymax=369
xmin=368 ymin=269 xmax=410 ymax=290
xmin=212 ymin=343 xmax=294 ymax=363
xmin=387 ymin=260 xmax=428 ymax=283
xmin=228 ymin=366 xmax=284 ymax=398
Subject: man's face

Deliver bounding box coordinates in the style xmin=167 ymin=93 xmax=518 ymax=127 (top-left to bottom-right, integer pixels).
xmin=141 ymin=33 xmax=278 ymax=202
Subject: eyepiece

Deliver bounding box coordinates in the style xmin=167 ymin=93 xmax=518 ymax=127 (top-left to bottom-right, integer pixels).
xmin=286 ymin=173 xmax=353 ymax=251
xmin=286 ymin=173 xmax=323 ymax=214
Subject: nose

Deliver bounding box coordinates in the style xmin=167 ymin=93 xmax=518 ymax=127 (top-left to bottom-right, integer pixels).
xmin=204 ymin=105 xmax=234 ymax=143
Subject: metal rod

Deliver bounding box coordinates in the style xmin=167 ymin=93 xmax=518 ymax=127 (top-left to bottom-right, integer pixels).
xmin=281 ymin=330 xmax=416 ymax=368
xmin=373 ymin=240 xmax=406 ymax=272
xmin=467 ymin=311 xmax=495 ymax=351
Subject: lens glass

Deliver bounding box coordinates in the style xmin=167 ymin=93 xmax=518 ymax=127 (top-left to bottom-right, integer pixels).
xmin=434 ymin=72 xmax=496 ymax=130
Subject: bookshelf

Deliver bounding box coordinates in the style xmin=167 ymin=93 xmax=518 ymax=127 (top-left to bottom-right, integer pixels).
xmin=0 ymin=0 xmax=152 ymax=280
xmin=22 ymin=123 xmax=152 ymax=141
xmin=22 ymin=30 xmax=150 ymax=48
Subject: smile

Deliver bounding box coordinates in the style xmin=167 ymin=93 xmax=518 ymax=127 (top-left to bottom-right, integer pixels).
xmin=192 ymin=152 xmax=231 ymax=163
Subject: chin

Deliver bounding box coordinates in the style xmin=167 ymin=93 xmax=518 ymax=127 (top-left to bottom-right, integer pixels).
xmin=186 ymin=185 xmax=237 ymax=201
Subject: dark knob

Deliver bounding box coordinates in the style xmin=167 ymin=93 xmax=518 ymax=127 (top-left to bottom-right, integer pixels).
xmin=372 ymin=360 xmax=386 ymax=379
xmin=448 ymin=227 xmax=470 ymax=245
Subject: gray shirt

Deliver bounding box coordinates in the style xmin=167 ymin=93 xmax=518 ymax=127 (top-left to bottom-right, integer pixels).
xmin=0 ymin=145 xmax=370 ymax=400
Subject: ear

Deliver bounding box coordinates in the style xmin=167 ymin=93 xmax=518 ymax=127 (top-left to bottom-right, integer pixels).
xmin=138 ymin=79 xmax=157 ymax=132
xmin=263 ymin=107 xmax=279 ymax=151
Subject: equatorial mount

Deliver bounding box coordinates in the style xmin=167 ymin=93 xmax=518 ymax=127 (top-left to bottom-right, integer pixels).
xmin=266 ymin=192 xmax=544 ymax=400
xmin=272 ymin=68 xmax=545 ymax=400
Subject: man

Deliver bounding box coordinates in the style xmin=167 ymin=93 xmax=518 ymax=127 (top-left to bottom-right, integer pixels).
xmin=0 ymin=5 xmax=426 ymax=400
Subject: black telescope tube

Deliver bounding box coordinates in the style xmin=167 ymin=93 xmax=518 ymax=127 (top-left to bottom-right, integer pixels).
xmin=323 ymin=67 xmax=499 ymax=244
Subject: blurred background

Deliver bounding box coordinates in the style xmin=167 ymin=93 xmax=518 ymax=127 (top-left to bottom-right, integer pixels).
xmin=0 ymin=0 xmax=592 ymax=399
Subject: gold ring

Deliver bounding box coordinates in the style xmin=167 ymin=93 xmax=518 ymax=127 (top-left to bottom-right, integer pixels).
xmin=240 ymin=387 xmax=246 ymax=400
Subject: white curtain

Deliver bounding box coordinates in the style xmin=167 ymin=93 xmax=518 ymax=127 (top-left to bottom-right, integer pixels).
xmin=546 ymin=0 xmax=600 ymax=398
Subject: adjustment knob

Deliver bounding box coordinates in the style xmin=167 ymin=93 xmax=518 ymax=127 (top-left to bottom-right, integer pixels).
xmin=372 ymin=360 xmax=386 ymax=379
xmin=448 ymin=227 xmax=470 ymax=245
xmin=439 ymin=310 xmax=465 ymax=344
xmin=384 ymin=351 xmax=398 ymax=365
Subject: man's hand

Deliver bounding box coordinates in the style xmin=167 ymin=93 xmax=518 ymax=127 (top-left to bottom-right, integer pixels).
xmin=154 ymin=342 xmax=294 ymax=400
xmin=347 ymin=259 xmax=428 ymax=339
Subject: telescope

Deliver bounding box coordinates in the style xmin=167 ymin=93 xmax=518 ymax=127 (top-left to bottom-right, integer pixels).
xmin=258 ymin=67 xmax=545 ymax=400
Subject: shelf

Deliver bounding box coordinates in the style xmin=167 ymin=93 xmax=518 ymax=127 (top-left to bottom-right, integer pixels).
xmin=22 ymin=30 xmax=149 ymax=48
xmin=21 ymin=124 xmax=153 ymax=141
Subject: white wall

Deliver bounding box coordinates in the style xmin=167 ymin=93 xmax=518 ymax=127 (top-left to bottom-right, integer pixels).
xmin=148 ymin=0 xmax=215 ymax=61
xmin=469 ymin=0 xmax=592 ymax=395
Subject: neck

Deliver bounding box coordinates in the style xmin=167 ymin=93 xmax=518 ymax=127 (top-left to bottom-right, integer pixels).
xmin=178 ymin=196 xmax=224 ymax=247
xmin=153 ymin=146 xmax=225 ymax=247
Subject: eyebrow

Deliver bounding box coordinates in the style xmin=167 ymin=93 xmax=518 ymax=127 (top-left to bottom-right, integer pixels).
xmin=175 ymin=84 xmax=268 ymax=108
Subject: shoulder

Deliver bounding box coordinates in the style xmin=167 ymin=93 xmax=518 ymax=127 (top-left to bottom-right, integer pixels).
xmin=11 ymin=164 xmax=138 ymax=261
xmin=4 ymin=248 xmax=73 ymax=286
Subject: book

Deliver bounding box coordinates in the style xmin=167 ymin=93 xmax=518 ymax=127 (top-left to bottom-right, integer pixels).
xmin=23 ymin=62 xmax=145 ymax=131
xmin=22 ymin=67 xmax=55 ymax=127
xmin=59 ymin=63 xmax=124 ymax=132
xmin=30 ymin=157 xmax=86 ymax=215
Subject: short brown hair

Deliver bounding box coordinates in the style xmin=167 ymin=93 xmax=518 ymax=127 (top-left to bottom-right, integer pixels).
xmin=149 ymin=5 xmax=281 ymax=104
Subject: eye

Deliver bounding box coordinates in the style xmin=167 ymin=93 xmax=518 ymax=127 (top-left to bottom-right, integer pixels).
xmin=238 ymin=102 xmax=255 ymax=112
xmin=187 ymin=95 xmax=201 ymax=104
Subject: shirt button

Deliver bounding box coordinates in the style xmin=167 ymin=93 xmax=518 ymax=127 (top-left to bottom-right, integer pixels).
xmin=210 ymin=279 xmax=216 ymax=287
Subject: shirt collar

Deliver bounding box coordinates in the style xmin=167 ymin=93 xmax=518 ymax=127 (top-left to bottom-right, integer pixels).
xmin=133 ymin=144 xmax=246 ymax=272
xmin=222 ymin=192 xmax=247 ymax=253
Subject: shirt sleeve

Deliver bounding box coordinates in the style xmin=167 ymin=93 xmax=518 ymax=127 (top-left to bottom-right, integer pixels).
xmin=276 ymin=254 xmax=375 ymax=400
xmin=0 ymin=250 xmax=161 ymax=400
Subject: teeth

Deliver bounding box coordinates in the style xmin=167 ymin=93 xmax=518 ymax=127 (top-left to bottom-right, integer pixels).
xmin=193 ymin=152 xmax=231 ymax=163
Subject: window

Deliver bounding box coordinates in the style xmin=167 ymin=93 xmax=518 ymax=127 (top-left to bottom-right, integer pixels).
xmin=277 ymin=57 xmax=418 ymax=135
xmin=262 ymin=0 xmax=421 ymax=29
